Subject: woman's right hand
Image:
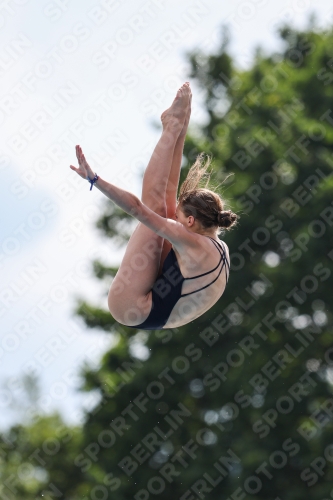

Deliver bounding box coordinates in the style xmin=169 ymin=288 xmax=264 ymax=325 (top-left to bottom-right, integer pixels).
xmin=70 ymin=145 xmax=94 ymax=180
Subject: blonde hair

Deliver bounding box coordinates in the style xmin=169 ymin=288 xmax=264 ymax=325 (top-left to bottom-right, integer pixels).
xmin=178 ymin=153 xmax=238 ymax=233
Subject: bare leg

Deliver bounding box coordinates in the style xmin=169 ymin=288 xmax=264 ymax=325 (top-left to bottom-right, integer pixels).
xmin=141 ymin=84 xmax=191 ymax=211
xmin=165 ymin=91 xmax=192 ymax=215
xmin=108 ymin=83 xmax=191 ymax=326
xmin=158 ymin=90 xmax=192 ymax=273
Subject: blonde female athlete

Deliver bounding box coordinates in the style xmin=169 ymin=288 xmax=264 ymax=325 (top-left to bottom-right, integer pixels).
xmin=70 ymin=82 xmax=237 ymax=330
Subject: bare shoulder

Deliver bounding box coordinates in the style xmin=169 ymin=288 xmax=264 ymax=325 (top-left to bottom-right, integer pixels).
xmin=173 ymin=231 xmax=209 ymax=253
xmin=172 ymin=233 xmax=229 ymax=276
xmin=219 ymin=238 xmax=229 ymax=255
xmin=216 ymin=238 xmax=230 ymax=265
xmin=175 ymin=233 xmax=229 ymax=253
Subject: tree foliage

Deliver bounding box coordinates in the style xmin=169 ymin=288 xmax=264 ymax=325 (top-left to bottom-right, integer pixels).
xmin=2 ymin=24 xmax=333 ymax=500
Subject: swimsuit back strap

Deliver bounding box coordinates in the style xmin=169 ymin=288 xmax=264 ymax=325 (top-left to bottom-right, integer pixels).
xmin=180 ymin=237 xmax=230 ymax=298
xmin=183 ymin=237 xmax=225 ymax=280
xmin=219 ymin=239 xmax=230 ymax=282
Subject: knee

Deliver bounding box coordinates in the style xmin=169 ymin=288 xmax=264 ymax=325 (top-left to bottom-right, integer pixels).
xmin=142 ymin=197 xmax=166 ymax=217
xmin=166 ymin=203 xmax=176 ymax=219
xmin=155 ymin=204 xmax=167 ymax=217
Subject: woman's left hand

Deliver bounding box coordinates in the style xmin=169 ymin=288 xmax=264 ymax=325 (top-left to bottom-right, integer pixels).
xmin=70 ymin=145 xmax=94 ymax=179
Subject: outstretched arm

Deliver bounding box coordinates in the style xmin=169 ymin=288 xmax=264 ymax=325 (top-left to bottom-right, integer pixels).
xmin=70 ymin=145 xmax=196 ymax=247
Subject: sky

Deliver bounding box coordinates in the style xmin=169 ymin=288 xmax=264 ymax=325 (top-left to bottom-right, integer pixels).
xmin=1 ymin=0 xmax=333 ymax=430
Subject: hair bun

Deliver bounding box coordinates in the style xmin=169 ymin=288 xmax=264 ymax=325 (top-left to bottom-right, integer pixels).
xmin=217 ymin=210 xmax=238 ymax=229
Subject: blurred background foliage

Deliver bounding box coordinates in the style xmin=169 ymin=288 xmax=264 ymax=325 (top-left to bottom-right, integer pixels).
xmin=1 ymin=23 xmax=333 ymax=500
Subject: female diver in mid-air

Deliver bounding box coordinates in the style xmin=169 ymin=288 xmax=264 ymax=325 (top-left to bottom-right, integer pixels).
xmin=70 ymin=82 xmax=237 ymax=330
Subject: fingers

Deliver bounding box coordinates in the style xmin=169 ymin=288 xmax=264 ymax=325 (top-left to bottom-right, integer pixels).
xmin=76 ymin=145 xmax=89 ymax=167
xmin=75 ymin=145 xmax=81 ymax=162
xmin=71 ymin=146 xmax=88 ymax=178
xmin=76 ymin=145 xmax=82 ymax=158
xmin=76 ymin=144 xmax=85 ymax=162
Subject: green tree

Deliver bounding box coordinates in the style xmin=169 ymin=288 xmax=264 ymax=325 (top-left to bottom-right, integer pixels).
xmin=0 ymin=413 xmax=84 ymax=500
xmin=72 ymin=23 xmax=333 ymax=500
xmin=2 ymin=22 xmax=333 ymax=500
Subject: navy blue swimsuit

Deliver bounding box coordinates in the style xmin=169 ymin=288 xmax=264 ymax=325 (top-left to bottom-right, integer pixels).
xmin=127 ymin=236 xmax=230 ymax=330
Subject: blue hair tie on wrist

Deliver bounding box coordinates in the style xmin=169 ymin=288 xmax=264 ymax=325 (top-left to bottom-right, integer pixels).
xmin=87 ymin=173 xmax=99 ymax=190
